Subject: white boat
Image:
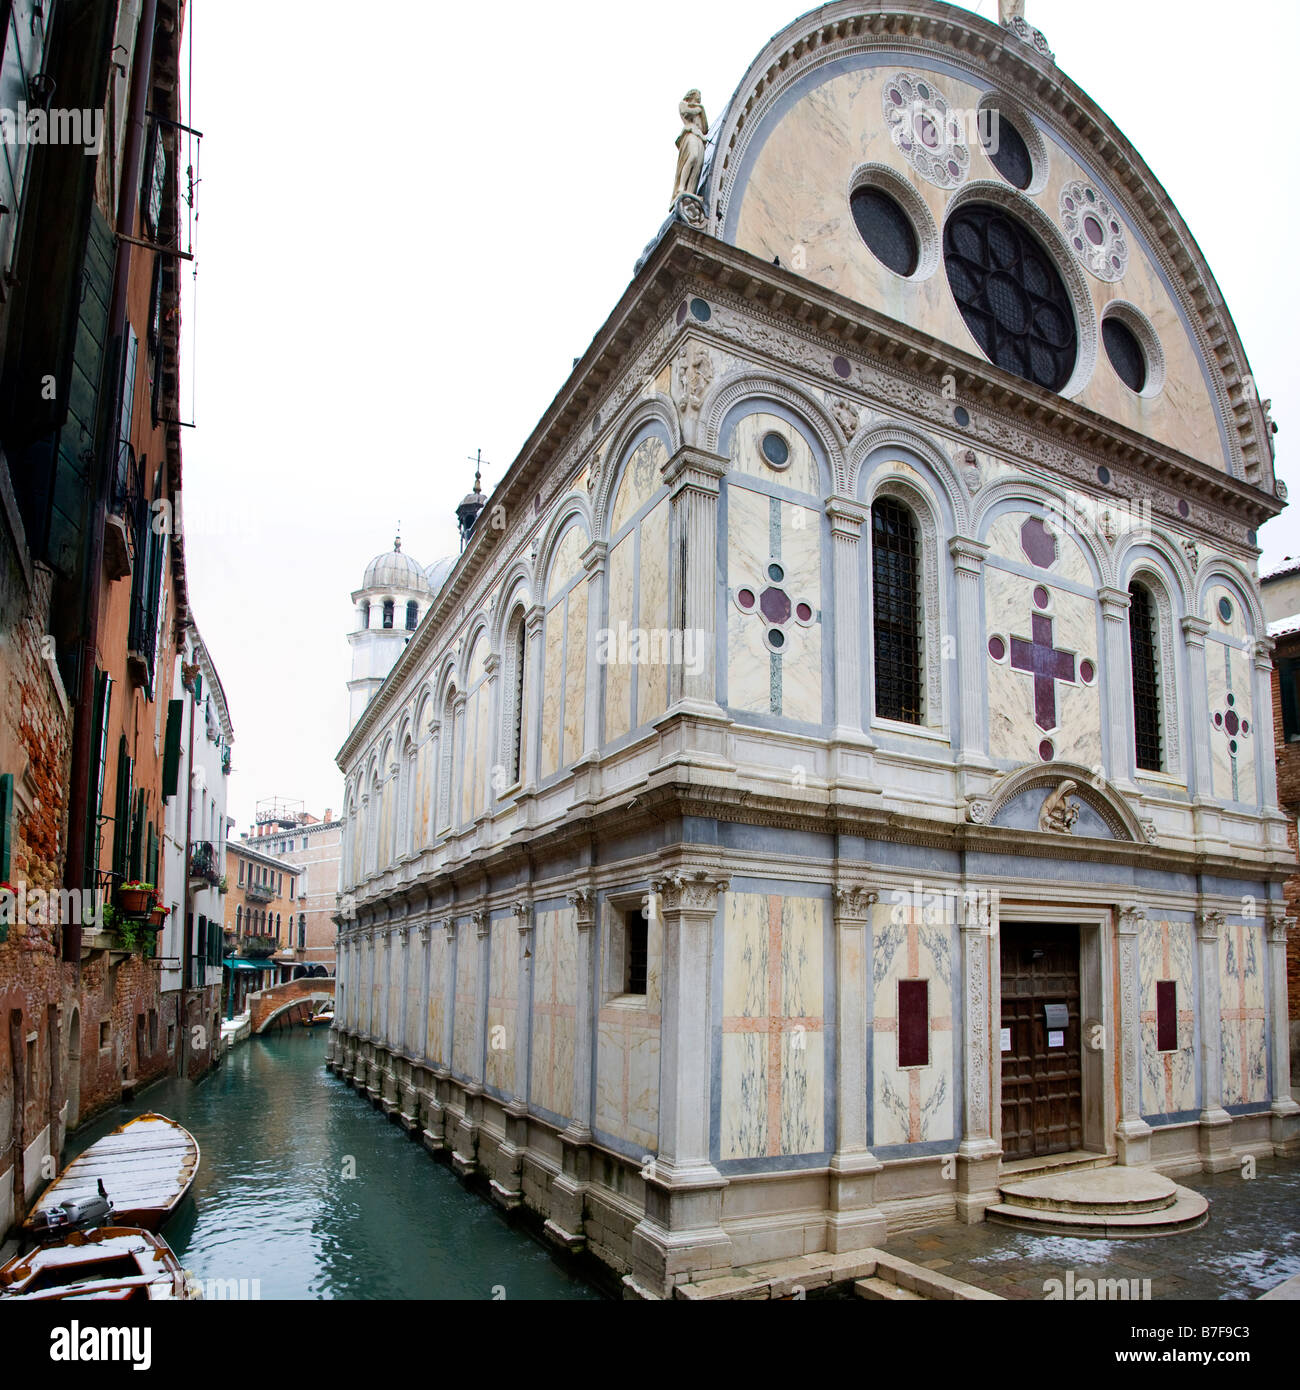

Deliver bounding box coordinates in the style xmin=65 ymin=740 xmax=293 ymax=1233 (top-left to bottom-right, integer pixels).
xmin=0 ymin=1226 xmax=201 ymax=1300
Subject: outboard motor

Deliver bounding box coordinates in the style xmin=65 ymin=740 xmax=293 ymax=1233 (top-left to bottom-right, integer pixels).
xmin=30 ymin=1179 xmax=113 ymax=1240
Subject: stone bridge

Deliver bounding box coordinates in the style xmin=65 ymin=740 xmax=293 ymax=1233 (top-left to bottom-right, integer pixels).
xmin=248 ymin=977 xmax=334 ymax=1034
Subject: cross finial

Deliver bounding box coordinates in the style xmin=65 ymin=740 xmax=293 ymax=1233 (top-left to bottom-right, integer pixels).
xmin=394 ymin=519 xmax=401 ymax=552
xmin=467 ymin=449 xmax=486 ymax=494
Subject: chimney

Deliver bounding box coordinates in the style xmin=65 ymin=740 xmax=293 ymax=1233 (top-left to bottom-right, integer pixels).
xmin=999 ymin=0 xmax=1026 ymax=22
xmin=324 ymin=808 xmax=333 ymax=823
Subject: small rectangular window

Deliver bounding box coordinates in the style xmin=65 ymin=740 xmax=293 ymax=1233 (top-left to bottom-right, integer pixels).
xmin=238 ymin=861 xmax=244 ymax=885
xmin=99 ymin=1021 xmax=110 ymax=1051
xmin=898 ymin=980 xmax=929 ymax=1067
xmin=626 ymin=909 xmax=648 ymax=995
xmin=1281 ymin=658 xmax=1300 ymax=742
xmin=1156 ymin=980 xmax=1177 ymax=1052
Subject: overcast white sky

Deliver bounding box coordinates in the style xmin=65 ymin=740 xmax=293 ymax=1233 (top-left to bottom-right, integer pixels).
xmin=175 ymin=0 xmax=1300 ymax=833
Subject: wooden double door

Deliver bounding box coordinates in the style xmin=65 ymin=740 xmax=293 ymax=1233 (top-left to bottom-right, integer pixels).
xmin=999 ymin=923 xmax=1083 ymax=1160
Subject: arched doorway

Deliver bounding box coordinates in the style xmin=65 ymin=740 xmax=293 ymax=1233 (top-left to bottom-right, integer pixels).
xmin=65 ymin=1009 xmax=81 ymax=1131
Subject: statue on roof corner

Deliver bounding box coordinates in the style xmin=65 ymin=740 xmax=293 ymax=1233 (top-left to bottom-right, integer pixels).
xmin=671 ymin=89 xmax=708 ymax=226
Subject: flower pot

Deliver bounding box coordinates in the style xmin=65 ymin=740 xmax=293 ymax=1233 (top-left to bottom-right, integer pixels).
xmin=147 ymin=906 xmax=169 ymax=929
xmin=117 ymin=888 xmax=152 ymax=915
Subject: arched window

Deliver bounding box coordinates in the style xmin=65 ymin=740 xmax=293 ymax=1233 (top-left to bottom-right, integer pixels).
xmin=405 ymin=600 xmax=418 ymax=631
xmin=236 ymin=904 xmax=242 ymax=934
xmin=1128 ymin=581 xmax=1162 ymax=772
xmin=298 ymin=915 xmax=306 ymax=950
xmin=382 ymin=600 xmax=394 ymax=629
xmin=872 ymin=497 xmax=923 ymax=724
xmin=275 ymin=913 xmax=281 ymax=940
xmin=501 ymin=607 xmax=528 ymax=788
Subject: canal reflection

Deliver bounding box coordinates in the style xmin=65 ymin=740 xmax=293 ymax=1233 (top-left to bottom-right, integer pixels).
xmin=67 ymin=1029 xmax=603 ymax=1300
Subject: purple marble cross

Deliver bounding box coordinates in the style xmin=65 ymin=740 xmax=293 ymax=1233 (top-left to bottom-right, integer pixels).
xmin=1010 ymin=612 xmax=1075 ymax=732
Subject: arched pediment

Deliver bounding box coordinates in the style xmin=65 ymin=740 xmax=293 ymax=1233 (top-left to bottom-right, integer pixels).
xmin=968 ymin=762 xmax=1153 ymax=844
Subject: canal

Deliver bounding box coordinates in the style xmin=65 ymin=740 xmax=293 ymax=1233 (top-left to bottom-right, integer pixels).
xmin=67 ymin=1029 xmax=603 ymax=1300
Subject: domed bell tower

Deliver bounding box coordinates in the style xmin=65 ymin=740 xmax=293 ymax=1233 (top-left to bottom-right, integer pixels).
xmin=347 ymin=533 xmax=433 ymax=731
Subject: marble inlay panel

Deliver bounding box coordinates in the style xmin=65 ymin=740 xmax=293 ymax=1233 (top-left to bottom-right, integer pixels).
xmin=426 ymin=931 xmax=447 ymax=1066
xmin=452 ymin=922 xmax=478 ymax=1080
xmin=611 ymin=436 xmax=665 ymax=537
xmin=563 ymin=583 xmax=588 ymax=766
xmin=605 ymin=532 xmax=635 ymax=742
xmin=730 ymin=410 xmax=822 ymax=497
xmin=548 ymin=526 xmax=587 ymax=601
xmin=637 ymin=497 xmax=670 ymax=726
xmin=1219 ymin=922 xmax=1267 ymax=1105
xmin=540 ymin=607 xmax=564 ymax=779
xmin=870 ymin=899 xmax=954 ymax=1146
xmin=485 ymin=919 xmax=519 ymax=1096
xmin=1137 ymin=919 xmax=1196 ymax=1115
xmin=720 ymin=891 xmax=825 ymax=1160
xmin=531 ymin=907 xmax=577 ymax=1120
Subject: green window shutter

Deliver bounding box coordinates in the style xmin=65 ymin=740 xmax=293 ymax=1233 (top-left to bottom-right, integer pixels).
xmin=112 ymin=739 xmax=132 ymax=881
xmin=129 ymin=789 xmax=146 ymax=882
xmin=162 ymin=699 xmax=183 ymax=798
xmin=196 ymin=915 xmax=206 ymax=970
xmin=0 ymin=772 xmax=13 ymax=881
xmin=193 ymin=672 xmax=202 ymax=704
xmin=84 ymin=670 xmax=111 ymax=886
xmin=146 ymin=822 xmax=158 ymax=890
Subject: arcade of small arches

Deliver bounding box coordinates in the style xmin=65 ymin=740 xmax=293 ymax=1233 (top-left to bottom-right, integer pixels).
xmin=340 ymin=384 xmax=1267 ymax=892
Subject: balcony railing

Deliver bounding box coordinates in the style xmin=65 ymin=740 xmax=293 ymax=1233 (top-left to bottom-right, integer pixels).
xmin=245 ymin=880 xmax=274 ymax=903
xmin=189 ymin=840 xmax=221 ymax=887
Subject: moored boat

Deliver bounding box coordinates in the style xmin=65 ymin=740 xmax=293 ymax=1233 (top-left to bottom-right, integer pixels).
xmin=24 ymin=1113 xmax=200 ymax=1236
xmin=0 ymin=1226 xmax=202 ymax=1300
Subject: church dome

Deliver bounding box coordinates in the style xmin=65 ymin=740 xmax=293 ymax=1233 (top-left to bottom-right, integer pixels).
xmin=425 ymin=556 xmax=456 ymax=594
xmin=361 ymin=539 xmax=430 ymax=595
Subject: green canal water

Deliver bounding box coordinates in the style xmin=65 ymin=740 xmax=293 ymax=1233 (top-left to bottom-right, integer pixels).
xmin=67 ymin=1028 xmax=603 ymax=1300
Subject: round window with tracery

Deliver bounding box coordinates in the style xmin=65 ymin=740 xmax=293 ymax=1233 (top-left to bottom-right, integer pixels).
xmin=1059 ymin=180 xmax=1128 ymax=282
xmin=882 ymin=72 xmax=970 ymax=190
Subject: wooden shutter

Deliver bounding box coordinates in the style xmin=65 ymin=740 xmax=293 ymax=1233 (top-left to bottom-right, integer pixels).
xmin=162 ymin=699 xmax=183 ymax=797
xmin=112 ymin=739 xmax=133 ymax=881
xmin=0 ymin=772 xmax=12 ymax=881
xmin=84 ymin=670 xmax=111 ymax=884
xmin=129 ymin=789 xmax=146 ymax=882
xmin=146 ymin=822 xmax=158 ymax=892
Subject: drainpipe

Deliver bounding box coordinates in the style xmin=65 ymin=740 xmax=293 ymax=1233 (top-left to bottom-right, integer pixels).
xmin=63 ymin=0 xmax=159 ymax=959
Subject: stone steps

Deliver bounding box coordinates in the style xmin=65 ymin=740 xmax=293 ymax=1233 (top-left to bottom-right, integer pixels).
xmin=986 ymin=1166 xmax=1209 ymax=1238
xmin=855 ymin=1275 xmax=925 ymax=1301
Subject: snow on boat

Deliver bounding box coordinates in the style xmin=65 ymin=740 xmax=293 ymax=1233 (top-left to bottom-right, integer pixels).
xmin=24 ymin=1113 xmax=200 ymax=1236
xmin=0 ymin=1226 xmax=202 ymax=1300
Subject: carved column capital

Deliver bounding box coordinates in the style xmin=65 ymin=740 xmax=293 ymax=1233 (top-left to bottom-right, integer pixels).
xmin=567 ymin=887 xmax=597 ymax=931
xmin=1267 ymin=912 xmax=1294 ymax=945
xmin=1116 ymin=902 xmax=1147 ymax=936
xmin=1097 ymin=586 xmax=1131 ymax=619
xmin=483 ymin=652 xmax=501 ymax=677
xmin=417 ymin=921 xmax=431 ymax=944
xmin=650 ymin=868 xmax=729 ymax=917
xmin=1181 ymin=615 xmax=1210 ymax=646
xmin=1254 ymin=636 xmax=1276 ymax=670
xmin=1197 ymin=909 xmax=1225 ymax=942
xmin=660 ymin=446 xmax=728 ymax=497
xmin=473 ymin=907 xmax=491 ymax=940
xmin=524 ymin=604 xmax=545 ymax=639
xmin=948 ymin=535 xmax=990 ymax=574
xmin=512 ymin=899 xmax=534 ymax=935
xmin=825 ymin=496 xmax=867 ymax=538
xmin=438 ymin=916 xmax=455 ymax=944
xmin=832 ymin=883 xmax=878 ymax=925
xmin=580 ymin=540 xmax=609 ymax=575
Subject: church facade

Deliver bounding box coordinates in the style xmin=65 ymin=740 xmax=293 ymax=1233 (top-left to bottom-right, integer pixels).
xmin=329 ymin=0 xmax=1296 ymax=1297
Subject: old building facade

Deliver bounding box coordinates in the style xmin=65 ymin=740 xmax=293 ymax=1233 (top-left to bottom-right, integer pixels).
xmin=0 ymin=0 xmax=225 ymax=1234
xmin=329 ymin=1 xmax=1296 ymax=1296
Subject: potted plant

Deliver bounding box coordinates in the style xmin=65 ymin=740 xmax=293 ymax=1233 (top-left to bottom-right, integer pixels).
xmin=116 ymin=881 xmax=154 ymax=915
xmin=147 ymin=900 xmax=169 ymax=929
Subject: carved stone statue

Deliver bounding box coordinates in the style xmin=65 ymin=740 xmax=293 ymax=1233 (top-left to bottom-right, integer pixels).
xmin=672 ymin=90 xmax=708 ymax=205
xmin=1039 ymin=780 xmax=1080 ymax=834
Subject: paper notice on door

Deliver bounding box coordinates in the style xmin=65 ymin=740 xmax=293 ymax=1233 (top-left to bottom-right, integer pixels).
xmin=1047 ymin=1029 xmax=1065 ymax=1048
xmin=1000 ymin=1027 xmax=1011 ymax=1052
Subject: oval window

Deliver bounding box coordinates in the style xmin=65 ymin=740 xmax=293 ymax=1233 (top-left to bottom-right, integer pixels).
xmin=1102 ymin=316 xmax=1146 ymax=392
xmin=980 ymin=108 xmax=1033 ymax=190
xmin=761 ymin=432 xmax=790 ymax=468
xmin=850 ymin=185 xmax=919 ymax=277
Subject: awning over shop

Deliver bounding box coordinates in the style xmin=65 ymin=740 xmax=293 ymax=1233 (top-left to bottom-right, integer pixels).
xmin=222 ymin=957 xmax=280 ymax=971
